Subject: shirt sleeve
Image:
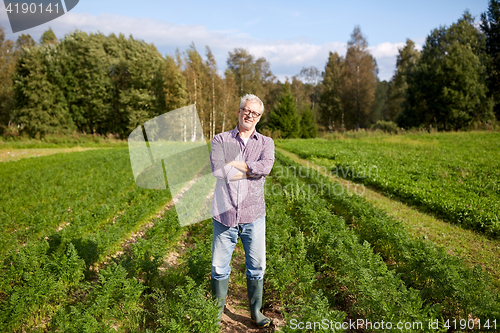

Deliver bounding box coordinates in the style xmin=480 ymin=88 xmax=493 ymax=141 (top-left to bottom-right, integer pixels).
xmin=210 ymin=135 xmax=241 ymax=182
xmin=246 ymin=137 xmax=275 ymax=177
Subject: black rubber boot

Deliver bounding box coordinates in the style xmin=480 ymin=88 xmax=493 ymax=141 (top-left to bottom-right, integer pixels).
xmin=247 ymin=278 xmax=271 ymax=328
xmin=211 ymin=278 xmax=229 ymax=325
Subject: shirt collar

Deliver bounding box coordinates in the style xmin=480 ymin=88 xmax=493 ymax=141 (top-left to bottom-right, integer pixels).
xmin=232 ymin=125 xmax=259 ymax=140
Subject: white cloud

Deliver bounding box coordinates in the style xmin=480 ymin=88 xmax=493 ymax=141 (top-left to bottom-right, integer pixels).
xmin=369 ymin=42 xmax=406 ymax=58
xmin=1 ymin=12 xmax=412 ymax=81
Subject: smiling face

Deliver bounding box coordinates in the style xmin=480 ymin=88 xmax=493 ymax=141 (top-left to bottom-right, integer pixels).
xmin=238 ymin=100 xmax=262 ymax=133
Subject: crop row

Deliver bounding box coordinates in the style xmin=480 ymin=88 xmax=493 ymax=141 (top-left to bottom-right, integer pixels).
xmin=277 ymin=134 xmax=500 ymax=238
xmin=272 ymin=152 xmax=500 ymax=324
xmin=266 ymin=157 xmax=445 ymax=332
xmin=0 ymin=148 xmax=202 ymax=331
xmin=0 ymin=148 xmax=159 ymax=258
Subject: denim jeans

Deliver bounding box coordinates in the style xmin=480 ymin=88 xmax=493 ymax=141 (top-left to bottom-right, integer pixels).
xmin=211 ymin=216 xmax=266 ymax=281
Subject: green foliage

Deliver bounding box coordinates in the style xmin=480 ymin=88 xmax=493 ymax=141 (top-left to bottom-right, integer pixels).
xmin=342 ymin=26 xmax=378 ymax=130
xmin=370 ymin=79 xmax=389 ymax=123
xmin=278 ymin=132 xmax=500 ymax=238
xmin=226 ymin=48 xmax=274 ymax=100
xmin=15 ymin=33 xmax=36 ymax=50
xmin=14 ymin=44 xmax=76 ymax=138
xmin=388 ymin=39 xmax=421 ymax=122
xmin=40 ymin=28 xmax=58 ymax=45
xmin=267 ymin=158 xmax=440 ymax=329
xmin=299 ymin=107 xmax=318 ymax=138
xmin=163 ymin=55 xmax=188 ymax=111
xmin=401 ymin=12 xmax=495 ymax=130
xmin=371 ymin=120 xmax=399 ymax=133
xmin=281 ymin=291 xmax=345 ymax=333
xmin=0 ymin=25 xmax=17 ymax=133
xmin=57 ymin=31 xmax=113 ymax=135
xmin=272 ymin=150 xmax=500 ymax=321
xmin=319 ymin=51 xmax=344 ymax=131
xmin=152 ymin=277 xmax=220 ymax=333
xmin=267 ymin=83 xmax=301 ymax=138
xmin=12 ymin=30 xmax=181 ymax=139
xmin=50 ymin=263 xmax=145 ymax=332
xmin=0 ymin=241 xmax=85 ymax=332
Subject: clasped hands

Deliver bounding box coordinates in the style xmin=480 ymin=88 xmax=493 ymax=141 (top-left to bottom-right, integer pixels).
xmin=227 ymin=161 xmax=260 ymax=180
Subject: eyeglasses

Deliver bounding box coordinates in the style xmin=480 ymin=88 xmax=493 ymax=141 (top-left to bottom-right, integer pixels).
xmin=240 ymin=108 xmax=262 ymax=118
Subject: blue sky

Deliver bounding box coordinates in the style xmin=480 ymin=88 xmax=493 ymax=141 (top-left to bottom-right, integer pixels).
xmin=0 ymin=0 xmax=490 ymax=81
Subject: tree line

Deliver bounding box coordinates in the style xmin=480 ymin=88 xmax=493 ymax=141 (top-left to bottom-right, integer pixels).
xmin=321 ymin=2 xmax=500 ymax=132
xmin=0 ymin=0 xmax=499 ymax=139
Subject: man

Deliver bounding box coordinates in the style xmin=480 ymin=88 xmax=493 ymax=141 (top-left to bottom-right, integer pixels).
xmin=210 ymin=94 xmax=274 ymax=328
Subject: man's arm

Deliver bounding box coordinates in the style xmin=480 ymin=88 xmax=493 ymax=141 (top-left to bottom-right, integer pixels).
xmin=210 ymin=136 xmax=240 ymax=182
xmin=245 ymin=138 xmax=275 ymax=177
xmin=227 ymin=161 xmax=250 ymax=173
xmin=227 ymin=162 xmax=260 ymax=180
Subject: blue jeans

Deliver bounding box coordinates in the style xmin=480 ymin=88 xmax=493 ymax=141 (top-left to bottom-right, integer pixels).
xmin=211 ymin=216 xmax=266 ymax=281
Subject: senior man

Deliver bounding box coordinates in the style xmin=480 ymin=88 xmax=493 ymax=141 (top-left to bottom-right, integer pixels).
xmin=210 ymin=94 xmax=274 ymax=328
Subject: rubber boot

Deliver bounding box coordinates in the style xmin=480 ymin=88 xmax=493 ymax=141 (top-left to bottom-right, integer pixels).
xmin=247 ymin=278 xmax=271 ymax=328
xmin=211 ymin=278 xmax=229 ymax=325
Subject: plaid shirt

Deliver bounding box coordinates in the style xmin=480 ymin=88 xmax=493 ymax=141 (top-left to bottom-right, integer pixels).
xmin=210 ymin=126 xmax=275 ymax=227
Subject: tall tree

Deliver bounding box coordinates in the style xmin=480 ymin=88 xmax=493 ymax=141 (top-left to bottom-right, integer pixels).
xmin=14 ymin=45 xmax=75 ymax=137
xmin=387 ymin=39 xmax=420 ymax=122
xmin=220 ymin=69 xmax=239 ymax=134
xmin=40 ymin=27 xmax=58 ymax=45
xmin=401 ymin=11 xmax=494 ymax=130
xmin=342 ymin=26 xmax=377 ymax=130
xmin=319 ymin=51 xmax=344 ymax=130
xmin=267 ymin=83 xmax=301 ymax=138
xmin=370 ymin=80 xmax=389 ymax=124
xmin=299 ymin=106 xmax=318 ymax=138
xmin=481 ymin=0 xmax=500 ymax=120
xmin=183 ymin=43 xmax=207 ymax=140
xmin=299 ymin=66 xmax=321 ymax=111
xmin=226 ymin=48 xmax=274 ymax=103
xmin=0 ymin=25 xmax=17 ymax=132
xmin=15 ymin=34 xmax=36 ymax=51
xmin=162 ymin=54 xmax=188 ymax=112
xmin=58 ymin=31 xmax=112 ymax=135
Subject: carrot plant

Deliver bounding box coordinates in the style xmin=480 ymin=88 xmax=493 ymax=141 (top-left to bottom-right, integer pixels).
xmin=266 ymin=161 xmax=441 ymax=331
xmin=277 ymin=132 xmax=500 ymax=238
xmin=274 ymin=152 xmax=500 ymax=323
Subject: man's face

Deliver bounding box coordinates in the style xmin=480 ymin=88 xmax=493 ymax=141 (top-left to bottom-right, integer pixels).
xmin=238 ymin=100 xmax=262 ymax=132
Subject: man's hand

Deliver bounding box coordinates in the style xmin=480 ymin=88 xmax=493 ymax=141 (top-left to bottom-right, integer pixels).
xmin=227 ymin=161 xmax=250 ymax=173
xmin=230 ymin=171 xmax=260 ymax=180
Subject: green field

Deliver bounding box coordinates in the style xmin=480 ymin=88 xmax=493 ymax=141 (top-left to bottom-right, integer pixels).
xmin=1 ymin=131 xmax=500 ymax=332
xmin=277 ymin=131 xmax=500 ymax=238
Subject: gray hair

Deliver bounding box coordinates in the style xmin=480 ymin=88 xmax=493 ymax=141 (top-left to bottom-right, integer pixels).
xmin=240 ymin=94 xmax=264 ymax=114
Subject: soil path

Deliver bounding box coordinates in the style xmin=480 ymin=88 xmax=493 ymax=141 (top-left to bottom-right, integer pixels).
xmin=0 ymin=147 xmax=108 ymax=162
xmin=220 ymin=244 xmax=285 ymax=332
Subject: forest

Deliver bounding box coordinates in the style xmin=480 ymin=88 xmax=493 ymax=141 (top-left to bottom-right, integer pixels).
xmin=0 ymin=1 xmax=499 ymax=140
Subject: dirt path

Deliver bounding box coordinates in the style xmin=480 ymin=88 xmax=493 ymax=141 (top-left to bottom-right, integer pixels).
xmin=0 ymin=147 xmax=108 ymax=162
xmin=220 ymin=244 xmax=285 ymax=332
xmin=276 ymin=147 xmax=500 ymax=287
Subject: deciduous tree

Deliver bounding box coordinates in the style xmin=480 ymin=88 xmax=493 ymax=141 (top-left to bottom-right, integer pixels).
xmin=319 ymin=51 xmax=344 ymax=130
xmin=342 ymin=26 xmax=377 ymax=130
